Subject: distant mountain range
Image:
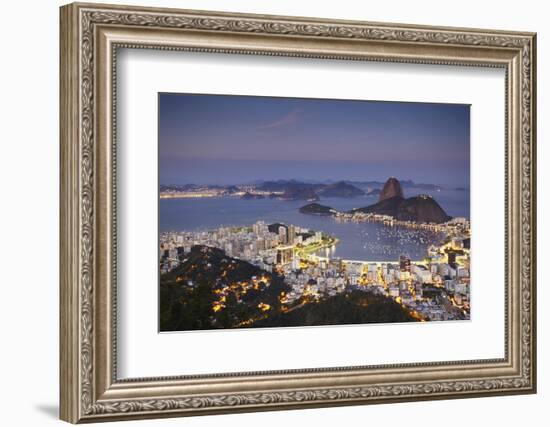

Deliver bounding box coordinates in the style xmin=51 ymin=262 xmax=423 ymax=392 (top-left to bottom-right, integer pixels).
xmin=255 ymin=178 xmax=442 ymax=191
xmin=347 ymin=179 xmax=442 ymax=191
xmin=161 ymin=178 xmax=446 ymax=201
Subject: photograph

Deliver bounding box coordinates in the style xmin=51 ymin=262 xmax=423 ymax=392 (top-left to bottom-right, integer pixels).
xmin=158 ymin=93 xmax=471 ymax=332
xmin=55 ymin=2 xmax=537 ymax=422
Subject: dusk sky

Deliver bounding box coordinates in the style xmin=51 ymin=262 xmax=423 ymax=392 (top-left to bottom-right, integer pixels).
xmin=159 ymin=93 xmax=470 ymax=187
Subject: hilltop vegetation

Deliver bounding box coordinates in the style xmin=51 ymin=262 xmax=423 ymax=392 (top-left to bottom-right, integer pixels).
xmin=253 ymin=290 xmax=417 ymax=327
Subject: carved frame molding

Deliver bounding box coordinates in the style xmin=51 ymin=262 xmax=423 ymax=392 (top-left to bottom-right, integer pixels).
xmin=60 ymin=2 xmax=536 ymax=423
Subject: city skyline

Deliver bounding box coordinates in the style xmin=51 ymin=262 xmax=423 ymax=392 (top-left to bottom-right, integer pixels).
xmin=159 ymin=93 xmax=470 ymax=187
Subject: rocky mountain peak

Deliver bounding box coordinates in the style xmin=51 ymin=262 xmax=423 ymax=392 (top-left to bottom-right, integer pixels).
xmin=379 ymin=177 xmax=404 ymax=201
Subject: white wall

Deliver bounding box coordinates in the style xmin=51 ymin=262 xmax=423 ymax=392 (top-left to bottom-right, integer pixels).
xmin=0 ymin=1 xmax=546 ymax=426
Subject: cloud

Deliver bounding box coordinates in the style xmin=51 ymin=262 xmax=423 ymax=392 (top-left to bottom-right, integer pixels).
xmin=257 ymin=108 xmax=302 ymax=130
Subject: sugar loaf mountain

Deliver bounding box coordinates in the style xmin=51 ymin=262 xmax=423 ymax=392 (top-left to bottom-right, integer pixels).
xmin=300 ymin=177 xmax=451 ymax=224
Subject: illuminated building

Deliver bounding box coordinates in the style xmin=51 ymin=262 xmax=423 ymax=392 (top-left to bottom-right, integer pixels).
xmin=278 ymin=226 xmax=287 ymax=244
xmin=287 ymin=224 xmax=296 ymax=245
xmin=447 ymin=251 xmax=457 ymax=269
xmin=399 ymin=255 xmax=411 ymax=272
xmin=276 ymin=246 xmax=293 ymax=265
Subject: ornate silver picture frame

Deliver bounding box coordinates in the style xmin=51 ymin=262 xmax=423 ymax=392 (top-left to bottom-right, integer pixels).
xmin=60 ymin=2 xmax=536 ymax=423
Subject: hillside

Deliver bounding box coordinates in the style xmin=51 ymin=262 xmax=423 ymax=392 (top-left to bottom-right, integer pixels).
xmin=253 ymin=290 xmax=417 ymax=327
xmin=318 ymin=181 xmax=365 ymax=197
xmin=299 ymin=203 xmax=336 ymax=216
xmin=352 ymin=194 xmax=451 ymax=223
xmin=160 ymin=245 xmax=290 ymax=331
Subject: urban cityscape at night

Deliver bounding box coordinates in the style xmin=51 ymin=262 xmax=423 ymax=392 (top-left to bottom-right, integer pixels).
xmin=158 ymin=93 xmax=470 ymax=331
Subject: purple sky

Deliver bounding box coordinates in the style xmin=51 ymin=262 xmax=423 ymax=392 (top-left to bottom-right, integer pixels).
xmin=159 ymin=93 xmax=470 ymax=187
